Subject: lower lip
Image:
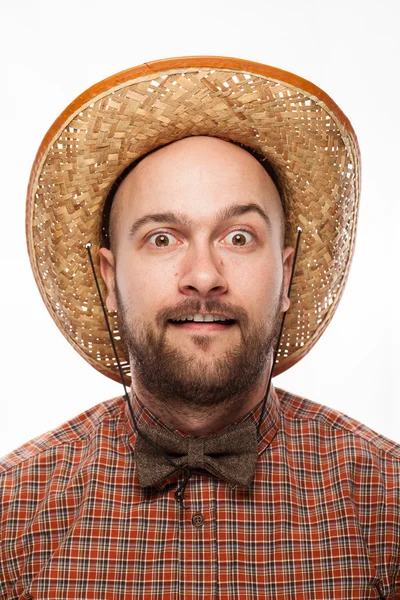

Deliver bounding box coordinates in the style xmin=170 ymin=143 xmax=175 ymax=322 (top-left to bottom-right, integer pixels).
xmin=168 ymin=322 xmax=235 ymax=332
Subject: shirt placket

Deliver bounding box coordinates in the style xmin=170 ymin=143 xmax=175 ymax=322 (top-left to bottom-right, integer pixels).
xmin=178 ymin=473 xmax=218 ymax=600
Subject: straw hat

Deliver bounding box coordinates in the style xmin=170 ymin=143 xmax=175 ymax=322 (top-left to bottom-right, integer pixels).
xmin=26 ymin=56 xmax=360 ymax=384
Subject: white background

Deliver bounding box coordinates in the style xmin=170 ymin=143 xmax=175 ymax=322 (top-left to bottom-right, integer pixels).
xmin=1 ymin=0 xmax=399 ymax=457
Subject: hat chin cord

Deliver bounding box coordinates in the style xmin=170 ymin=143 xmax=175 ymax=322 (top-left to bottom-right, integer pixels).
xmin=85 ymin=226 xmax=301 ymax=507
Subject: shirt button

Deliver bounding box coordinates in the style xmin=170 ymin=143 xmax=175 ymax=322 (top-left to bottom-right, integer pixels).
xmin=192 ymin=513 xmax=204 ymax=528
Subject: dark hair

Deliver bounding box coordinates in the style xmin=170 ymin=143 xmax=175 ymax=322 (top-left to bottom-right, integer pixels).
xmin=100 ymin=137 xmax=288 ymax=249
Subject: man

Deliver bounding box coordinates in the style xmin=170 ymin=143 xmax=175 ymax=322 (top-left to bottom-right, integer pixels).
xmin=1 ymin=57 xmax=399 ymax=598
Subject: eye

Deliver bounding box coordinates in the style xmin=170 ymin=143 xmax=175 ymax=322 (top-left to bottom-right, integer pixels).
xmin=224 ymin=230 xmax=254 ymax=247
xmin=148 ymin=232 xmax=178 ymax=247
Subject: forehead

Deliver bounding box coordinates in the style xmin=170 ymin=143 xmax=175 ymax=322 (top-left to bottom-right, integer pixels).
xmin=112 ymin=136 xmax=283 ymax=232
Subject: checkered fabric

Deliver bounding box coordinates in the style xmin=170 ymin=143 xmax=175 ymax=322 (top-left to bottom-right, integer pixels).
xmin=1 ymin=388 xmax=399 ymax=599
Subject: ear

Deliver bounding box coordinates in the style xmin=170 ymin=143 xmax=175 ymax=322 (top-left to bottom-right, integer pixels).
xmin=281 ymin=247 xmax=295 ymax=313
xmin=99 ymin=248 xmax=118 ymax=312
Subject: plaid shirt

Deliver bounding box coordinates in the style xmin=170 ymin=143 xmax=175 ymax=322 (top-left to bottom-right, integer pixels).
xmin=1 ymin=387 xmax=399 ymax=599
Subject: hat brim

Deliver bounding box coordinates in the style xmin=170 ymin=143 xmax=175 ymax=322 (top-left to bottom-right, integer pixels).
xmin=26 ymin=56 xmax=360 ymax=384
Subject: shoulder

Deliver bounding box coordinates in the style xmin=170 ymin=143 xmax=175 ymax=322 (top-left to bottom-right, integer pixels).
xmin=0 ymin=396 xmax=126 ymax=475
xmin=275 ymin=387 xmax=400 ymax=462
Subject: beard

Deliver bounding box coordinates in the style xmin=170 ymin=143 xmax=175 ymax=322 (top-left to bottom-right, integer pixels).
xmin=116 ymin=286 xmax=283 ymax=410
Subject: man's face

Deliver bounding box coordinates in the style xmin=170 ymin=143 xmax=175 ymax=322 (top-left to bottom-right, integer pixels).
xmin=100 ymin=137 xmax=293 ymax=407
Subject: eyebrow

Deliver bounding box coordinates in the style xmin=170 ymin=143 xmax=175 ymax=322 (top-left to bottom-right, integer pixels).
xmin=129 ymin=212 xmax=193 ymax=238
xmin=128 ymin=202 xmax=272 ymax=238
xmin=217 ymin=203 xmax=272 ymax=232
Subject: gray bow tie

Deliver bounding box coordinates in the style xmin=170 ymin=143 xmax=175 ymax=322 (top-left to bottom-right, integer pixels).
xmin=135 ymin=419 xmax=258 ymax=488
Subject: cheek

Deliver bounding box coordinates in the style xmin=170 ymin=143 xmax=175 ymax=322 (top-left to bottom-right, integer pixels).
xmin=116 ymin=260 xmax=177 ymax=315
xmin=226 ymin=258 xmax=282 ymax=303
xmin=247 ymin=275 xmax=281 ymax=317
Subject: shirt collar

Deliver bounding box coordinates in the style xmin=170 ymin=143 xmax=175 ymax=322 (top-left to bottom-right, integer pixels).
xmin=123 ymin=386 xmax=280 ymax=458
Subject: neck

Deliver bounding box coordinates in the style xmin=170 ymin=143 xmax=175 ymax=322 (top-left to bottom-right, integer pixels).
xmin=130 ymin=361 xmax=272 ymax=436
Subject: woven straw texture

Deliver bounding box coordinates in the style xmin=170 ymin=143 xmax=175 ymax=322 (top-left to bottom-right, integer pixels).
xmin=26 ymin=57 xmax=360 ymax=383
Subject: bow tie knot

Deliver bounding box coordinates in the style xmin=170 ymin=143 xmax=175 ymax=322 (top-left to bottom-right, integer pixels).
xmin=187 ymin=437 xmax=206 ymax=470
xmin=135 ymin=419 xmax=258 ymax=488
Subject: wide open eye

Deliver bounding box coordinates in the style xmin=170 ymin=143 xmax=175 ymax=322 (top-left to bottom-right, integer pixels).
xmin=224 ymin=230 xmax=254 ymax=247
xmin=148 ymin=232 xmax=178 ymax=247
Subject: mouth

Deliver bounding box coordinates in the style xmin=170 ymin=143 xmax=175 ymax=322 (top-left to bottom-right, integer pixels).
xmin=167 ymin=313 xmax=237 ymax=329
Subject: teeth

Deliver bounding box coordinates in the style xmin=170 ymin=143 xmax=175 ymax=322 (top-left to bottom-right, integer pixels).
xmin=174 ymin=313 xmax=230 ymax=322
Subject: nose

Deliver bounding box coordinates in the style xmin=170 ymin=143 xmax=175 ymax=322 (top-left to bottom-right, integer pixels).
xmin=178 ymin=244 xmax=228 ymax=299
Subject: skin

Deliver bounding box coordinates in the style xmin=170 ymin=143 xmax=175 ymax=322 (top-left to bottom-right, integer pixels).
xmin=100 ymin=136 xmax=294 ymax=435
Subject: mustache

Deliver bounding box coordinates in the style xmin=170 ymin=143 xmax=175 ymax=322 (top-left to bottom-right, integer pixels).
xmin=156 ymin=299 xmax=249 ymax=327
